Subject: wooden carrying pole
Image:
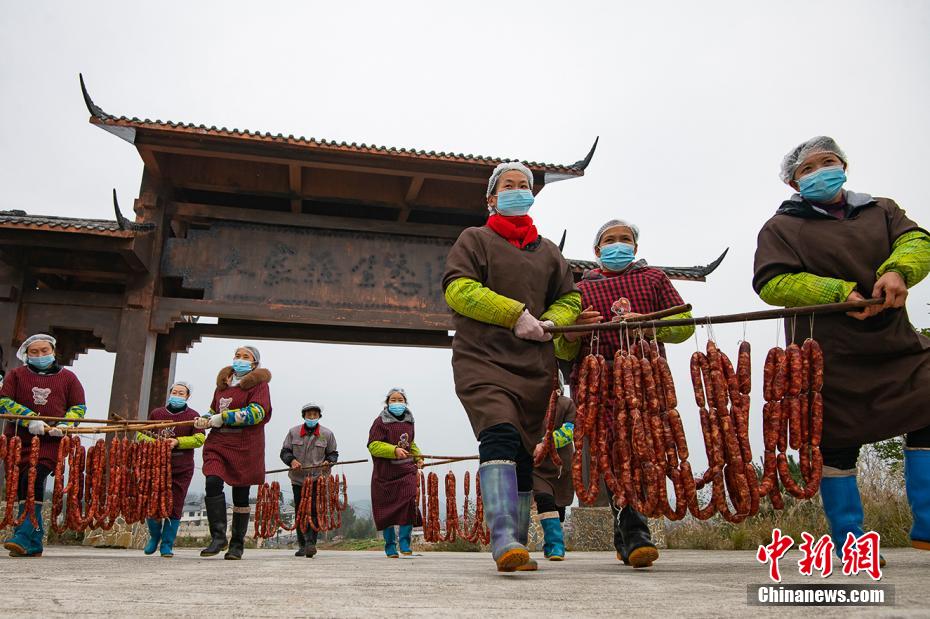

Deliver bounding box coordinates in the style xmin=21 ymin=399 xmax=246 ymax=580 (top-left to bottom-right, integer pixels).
xmin=544 ymin=298 xmax=885 ymax=335
xmin=265 ymin=459 xmax=368 ymax=475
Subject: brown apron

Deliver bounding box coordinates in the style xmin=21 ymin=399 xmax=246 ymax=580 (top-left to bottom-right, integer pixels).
xmin=443 ymin=225 xmax=578 ymax=453
xmin=753 ymin=196 xmax=930 ymax=447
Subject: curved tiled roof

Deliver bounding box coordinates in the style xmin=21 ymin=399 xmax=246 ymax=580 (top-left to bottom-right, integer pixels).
xmin=80 ymin=74 xmax=597 ymax=176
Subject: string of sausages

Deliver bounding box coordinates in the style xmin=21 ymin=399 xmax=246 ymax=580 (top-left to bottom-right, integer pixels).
xmin=548 ymin=337 xmax=824 ymax=522
xmin=253 ymin=473 xmax=349 ymax=539
xmin=418 ymin=469 xmax=490 ymax=544
xmin=0 ymin=434 xmax=174 ymax=533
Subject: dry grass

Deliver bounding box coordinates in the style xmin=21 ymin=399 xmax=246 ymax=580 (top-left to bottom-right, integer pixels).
xmin=665 ymin=448 xmax=913 ymax=550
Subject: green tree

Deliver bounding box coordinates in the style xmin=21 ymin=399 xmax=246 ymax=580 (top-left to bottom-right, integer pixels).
xmin=333 ymin=504 xmax=377 ymax=539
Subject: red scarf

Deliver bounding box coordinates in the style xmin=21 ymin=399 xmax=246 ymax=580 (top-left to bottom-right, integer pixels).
xmin=300 ymin=423 xmax=321 ymax=438
xmin=486 ymin=214 xmax=539 ymax=249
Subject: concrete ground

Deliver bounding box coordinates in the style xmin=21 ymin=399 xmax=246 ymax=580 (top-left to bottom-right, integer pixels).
xmin=1 ymin=547 xmax=925 ymax=618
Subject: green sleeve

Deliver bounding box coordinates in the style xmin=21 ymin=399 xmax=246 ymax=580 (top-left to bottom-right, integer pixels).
xmin=410 ymin=441 xmax=421 ymax=457
xmin=444 ymin=277 xmax=525 ymax=328
xmin=759 ymin=272 xmax=857 ymax=307
xmin=222 ymin=403 xmax=266 ymax=426
xmin=0 ymin=397 xmax=37 ymax=426
xmin=136 ymin=432 xmax=156 ymax=443
xmin=176 ymin=433 xmax=206 ymax=449
xmin=553 ymin=335 xmax=582 ymax=361
xmin=58 ymin=404 xmax=87 ymax=428
xmin=368 ymin=440 xmax=397 ymax=459
xmin=540 ymin=291 xmax=583 ymax=327
xmin=876 ymin=230 xmax=930 ymax=287
xmin=655 ymin=311 xmax=696 ymax=344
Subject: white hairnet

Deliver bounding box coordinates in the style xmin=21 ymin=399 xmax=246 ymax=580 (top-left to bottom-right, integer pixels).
xmin=169 ymin=381 xmax=192 ymax=398
xmin=301 ymin=402 xmax=323 ymax=415
xmin=593 ymin=219 xmax=640 ymax=251
xmin=17 ymin=334 xmax=56 ymax=363
xmin=486 ymin=161 xmax=534 ymax=198
xmin=235 ymin=345 xmax=261 ymax=365
xmin=780 ymin=136 xmax=847 ymax=184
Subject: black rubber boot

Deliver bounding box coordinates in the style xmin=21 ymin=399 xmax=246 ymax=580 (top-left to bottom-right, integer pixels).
xmin=295 ymin=527 xmax=306 ymax=557
xmin=617 ymin=505 xmax=659 ymax=568
xmin=200 ymin=495 xmax=228 ymax=557
xmin=305 ymin=527 xmax=318 ymax=558
xmin=224 ymin=511 xmax=250 ymax=560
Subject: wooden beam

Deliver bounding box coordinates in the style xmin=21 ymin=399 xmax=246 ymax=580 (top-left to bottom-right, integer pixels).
xmin=289 ymin=163 xmax=303 ymax=214
xmin=174 ymin=320 xmax=452 ymax=349
xmin=400 ymin=175 xmax=425 ymax=222
xmin=137 ymin=146 xmax=162 ymax=178
xmin=151 ymin=296 xmax=453 ymax=334
xmin=405 ymin=175 xmax=425 ymax=203
xmin=29 ymin=266 xmax=131 ymax=283
xmin=168 ymin=201 xmax=466 ymax=240
xmin=139 ymin=136 xmax=489 ymax=185
xmin=23 ymin=289 xmax=125 ymax=308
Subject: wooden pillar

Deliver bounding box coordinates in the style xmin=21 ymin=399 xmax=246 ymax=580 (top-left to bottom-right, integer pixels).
xmin=0 ymin=263 xmax=24 ymax=375
xmin=146 ymin=333 xmax=177 ymax=417
xmin=109 ymin=309 xmax=156 ymax=419
xmin=108 ymin=168 xmax=167 ymax=420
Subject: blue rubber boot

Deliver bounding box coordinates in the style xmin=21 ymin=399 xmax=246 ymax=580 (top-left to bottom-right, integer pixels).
xmin=479 ymin=461 xmax=529 ymax=572
xmin=398 ymin=525 xmax=413 ymax=555
xmin=514 ymin=492 xmax=537 ymax=571
xmin=159 ymin=519 xmax=181 ymax=557
xmin=383 ymin=527 xmax=399 ymax=558
xmin=5 ymin=502 xmax=44 ymax=557
xmin=540 ymin=514 xmax=566 ymax=560
xmin=144 ymin=518 xmax=162 ymax=555
xmin=904 ymin=449 xmax=930 ymax=551
xmin=820 ymin=472 xmax=864 ymax=554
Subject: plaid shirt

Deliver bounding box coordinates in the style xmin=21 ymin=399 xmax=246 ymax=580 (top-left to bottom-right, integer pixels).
xmin=574 ymin=261 xmax=686 ymax=360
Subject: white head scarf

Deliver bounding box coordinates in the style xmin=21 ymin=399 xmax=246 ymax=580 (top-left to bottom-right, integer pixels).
xmin=486 ymin=161 xmax=534 ymax=198
xmin=17 ymin=334 xmax=56 ymax=363
xmin=593 ymin=219 xmax=640 ymax=251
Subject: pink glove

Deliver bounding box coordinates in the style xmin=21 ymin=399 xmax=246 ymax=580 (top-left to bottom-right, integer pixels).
xmin=513 ymin=310 xmax=553 ymax=342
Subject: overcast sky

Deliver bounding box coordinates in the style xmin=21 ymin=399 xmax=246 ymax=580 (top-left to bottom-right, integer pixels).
xmin=2 ymin=1 xmax=928 ymax=505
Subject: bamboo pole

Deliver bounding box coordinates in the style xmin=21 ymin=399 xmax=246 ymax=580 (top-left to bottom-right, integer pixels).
xmin=544 ymin=297 xmax=885 ymax=335
xmin=265 ymin=459 xmax=369 ymax=475
xmin=421 ymin=456 xmax=479 ymax=468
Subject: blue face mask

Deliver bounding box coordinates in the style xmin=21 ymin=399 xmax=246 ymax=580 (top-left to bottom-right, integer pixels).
xmin=27 ymin=354 xmax=55 ymax=370
xmin=232 ymin=359 xmax=253 ymax=375
xmin=798 ymin=166 xmax=846 ymax=203
xmin=598 ymin=242 xmax=636 ymax=272
xmin=304 ymin=418 xmax=319 ymax=430
xmin=388 ymin=403 xmax=407 ymax=416
xmin=495 ymin=189 xmax=535 ymax=217
xmin=167 ymin=395 xmax=188 ymax=409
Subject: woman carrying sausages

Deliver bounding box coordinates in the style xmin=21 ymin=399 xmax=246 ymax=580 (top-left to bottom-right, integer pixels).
xmin=753 ymin=136 xmax=930 ymax=560
xmin=138 ymin=381 xmax=205 ymax=558
xmin=553 ymin=218 xmax=694 ymax=568
xmin=443 ymin=161 xmax=581 ymax=572
xmin=194 ymin=344 xmax=272 ymax=560
xmin=367 ymin=388 xmax=422 ymax=558
xmin=1 ymin=333 xmax=87 ymax=557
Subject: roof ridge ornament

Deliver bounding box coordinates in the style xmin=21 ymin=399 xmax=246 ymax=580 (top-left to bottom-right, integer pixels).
xmin=545 ymin=136 xmax=599 ymax=185
xmin=113 ymin=189 xmax=156 ymax=232
xmin=80 ymin=73 xmax=137 ymax=144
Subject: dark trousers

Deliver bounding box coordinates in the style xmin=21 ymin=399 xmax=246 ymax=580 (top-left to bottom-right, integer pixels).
xmin=17 ymin=464 xmax=51 ymax=501
xmin=205 ymin=475 xmax=250 ymax=506
xmin=533 ymin=492 xmax=565 ymax=521
xmin=292 ymin=483 xmax=319 ymax=545
xmin=478 ymin=423 xmax=534 ymax=492
xmin=823 ymin=424 xmax=930 ymax=469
